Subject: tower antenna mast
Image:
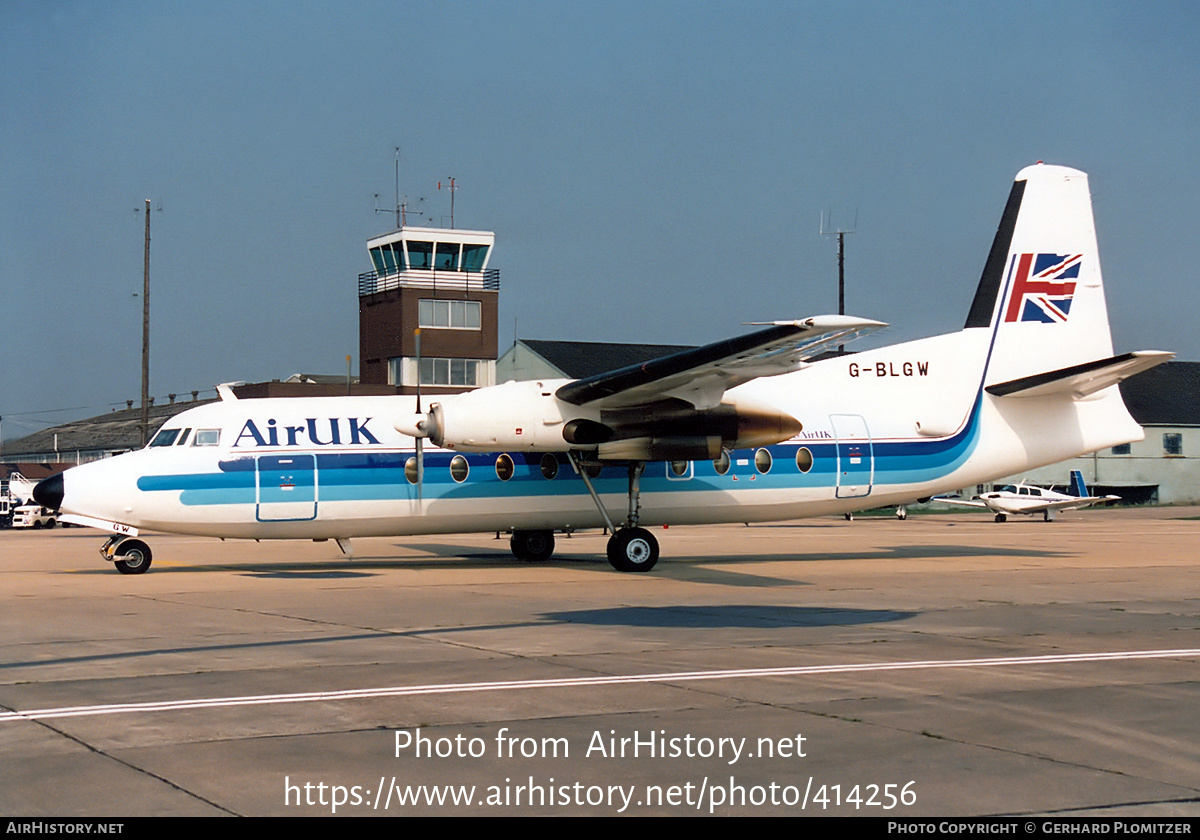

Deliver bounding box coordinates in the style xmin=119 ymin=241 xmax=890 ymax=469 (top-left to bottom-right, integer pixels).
xmin=439 ymin=177 xmax=458 ymax=229
xmin=394 ymin=147 xmax=401 ymax=228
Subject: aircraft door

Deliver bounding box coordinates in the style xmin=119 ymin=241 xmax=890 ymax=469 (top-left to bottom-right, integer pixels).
xmin=256 ymin=454 xmax=318 ymax=521
xmin=830 ymin=414 xmax=874 ymax=499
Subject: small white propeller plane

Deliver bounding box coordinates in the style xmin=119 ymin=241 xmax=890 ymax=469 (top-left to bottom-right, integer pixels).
xmin=937 ymin=469 xmax=1121 ymax=522
xmin=34 ymin=164 xmax=1171 ymax=574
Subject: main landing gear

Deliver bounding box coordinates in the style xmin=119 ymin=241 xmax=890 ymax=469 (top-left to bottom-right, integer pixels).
xmin=606 ymin=525 xmax=659 ymax=573
xmin=510 ymin=529 xmax=555 ymax=562
xmin=101 ymin=535 xmax=153 ymax=575
xmin=570 ymin=456 xmax=660 ymax=573
xmin=509 ymin=459 xmax=661 ymax=572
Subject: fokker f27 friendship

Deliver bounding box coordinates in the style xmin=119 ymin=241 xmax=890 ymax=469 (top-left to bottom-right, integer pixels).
xmin=35 ymin=164 xmax=1170 ymax=574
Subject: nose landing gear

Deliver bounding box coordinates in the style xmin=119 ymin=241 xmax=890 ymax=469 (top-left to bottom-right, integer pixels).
xmin=101 ymin=535 xmax=153 ymax=575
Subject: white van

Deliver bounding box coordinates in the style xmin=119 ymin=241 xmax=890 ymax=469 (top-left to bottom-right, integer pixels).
xmin=12 ymin=505 xmax=58 ymax=529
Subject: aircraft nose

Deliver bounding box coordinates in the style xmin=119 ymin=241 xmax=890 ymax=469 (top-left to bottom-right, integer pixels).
xmin=33 ymin=473 xmax=64 ymax=510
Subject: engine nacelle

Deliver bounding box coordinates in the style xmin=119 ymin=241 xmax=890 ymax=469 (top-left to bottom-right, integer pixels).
xmin=402 ymin=380 xmax=599 ymax=452
xmin=394 ymin=380 xmax=804 ymax=457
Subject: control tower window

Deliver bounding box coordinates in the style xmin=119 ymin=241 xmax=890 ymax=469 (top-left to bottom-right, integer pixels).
xmin=433 ymin=242 xmax=460 ymax=271
xmin=370 ymin=245 xmax=399 ymax=275
xmin=461 ymin=243 xmax=489 ymax=272
xmin=407 ymin=241 xmax=433 ymax=269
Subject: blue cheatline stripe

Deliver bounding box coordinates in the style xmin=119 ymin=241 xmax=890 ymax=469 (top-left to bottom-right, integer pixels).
xmin=134 ymin=395 xmax=981 ymax=508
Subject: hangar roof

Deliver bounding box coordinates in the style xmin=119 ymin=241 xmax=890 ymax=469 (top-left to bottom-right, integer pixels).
xmin=1119 ymin=361 xmax=1200 ymax=427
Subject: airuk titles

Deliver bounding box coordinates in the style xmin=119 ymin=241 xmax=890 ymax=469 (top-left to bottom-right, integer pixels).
xmin=233 ymin=418 xmax=380 ymax=448
xmin=848 ymin=360 xmax=929 ymax=378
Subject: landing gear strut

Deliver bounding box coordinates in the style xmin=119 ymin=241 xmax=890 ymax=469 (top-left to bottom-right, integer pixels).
xmin=569 ymin=455 xmax=660 ymax=573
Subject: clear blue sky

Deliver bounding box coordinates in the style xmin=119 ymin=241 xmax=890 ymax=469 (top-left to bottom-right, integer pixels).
xmin=3 ymin=0 xmax=1198 ymax=442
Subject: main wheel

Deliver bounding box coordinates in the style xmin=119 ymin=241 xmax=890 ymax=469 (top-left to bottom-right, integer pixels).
xmin=606 ymin=527 xmax=659 ymax=572
xmin=113 ymin=540 xmax=152 ymax=575
xmin=994 ymin=513 xmax=1007 ymax=523
xmin=510 ymin=529 xmax=555 ymax=562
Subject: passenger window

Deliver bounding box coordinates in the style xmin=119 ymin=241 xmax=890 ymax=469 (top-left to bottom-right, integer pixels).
xmin=755 ymin=448 xmax=773 ymax=474
xmin=495 ymin=454 xmax=514 ymax=481
xmin=713 ymin=450 xmax=731 ymax=476
xmin=795 ymin=447 xmax=813 ymax=473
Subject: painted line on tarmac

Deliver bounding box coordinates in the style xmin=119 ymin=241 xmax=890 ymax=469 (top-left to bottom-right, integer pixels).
xmin=3 ymin=647 xmax=1198 ymax=723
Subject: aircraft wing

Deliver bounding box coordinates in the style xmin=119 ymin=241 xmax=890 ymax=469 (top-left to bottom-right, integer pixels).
xmin=555 ymin=316 xmax=886 ymax=410
xmin=932 ymin=496 xmax=990 ymax=509
xmin=1026 ymin=495 xmax=1121 ymax=513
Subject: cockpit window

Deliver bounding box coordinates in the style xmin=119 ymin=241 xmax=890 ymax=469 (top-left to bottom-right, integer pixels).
xmin=193 ymin=429 xmax=221 ymax=447
xmin=175 ymin=428 xmax=191 ymax=446
xmin=149 ymin=428 xmax=181 ymax=447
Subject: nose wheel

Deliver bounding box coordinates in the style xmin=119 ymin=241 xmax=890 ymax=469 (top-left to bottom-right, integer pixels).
xmin=102 ymin=536 xmax=153 ymax=575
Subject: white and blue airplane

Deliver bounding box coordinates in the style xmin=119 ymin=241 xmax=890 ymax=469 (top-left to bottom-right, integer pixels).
xmin=34 ymin=163 xmax=1170 ymax=575
xmin=938 ymin=469 xmax=1121 ymax=522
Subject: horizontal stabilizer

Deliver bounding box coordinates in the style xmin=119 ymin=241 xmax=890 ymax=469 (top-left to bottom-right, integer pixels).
xmin=985 ymin=351 xmax=1173 ymax=399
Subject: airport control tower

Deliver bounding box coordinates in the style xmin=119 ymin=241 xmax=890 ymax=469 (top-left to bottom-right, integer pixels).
xmin=357 ymin=226 xmax=499 ymax=395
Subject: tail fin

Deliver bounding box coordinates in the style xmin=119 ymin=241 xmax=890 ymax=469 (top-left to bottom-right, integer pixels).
xmin=954 ymin=165 xmax=1171 ymax=474
xmin=1068 ymin=469 xmax=1088 ymax=498
xmin=966 ymin=163 xmax=1117 ymax=387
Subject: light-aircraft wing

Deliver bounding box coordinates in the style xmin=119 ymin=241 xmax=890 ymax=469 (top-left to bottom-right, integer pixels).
xmin=1022 ymin=495 xmax=1120 ymax=513
xmin=933 ymin=496 xmax=990 ymax=509
xmin=555 ymin=316 xmax=885 ymax=410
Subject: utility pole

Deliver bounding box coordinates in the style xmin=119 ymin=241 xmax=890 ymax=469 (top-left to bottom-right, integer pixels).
xmin=821 ymin=211 xmax=857 ymax=354
xmin=141 ymin=198 xmax=151 ymax=447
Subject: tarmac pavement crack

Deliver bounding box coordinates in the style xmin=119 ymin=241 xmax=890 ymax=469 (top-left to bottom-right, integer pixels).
xmin=21 ymin=715 xmax=241 ymax=816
